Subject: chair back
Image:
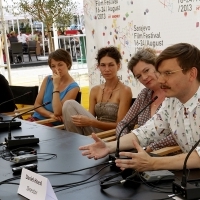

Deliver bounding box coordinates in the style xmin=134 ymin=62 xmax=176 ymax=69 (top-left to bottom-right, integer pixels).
xmin=10 ymin=42 xmax=23 ymax=54
xmin=28 ymin=41 xmax=37 ymax=47
xmin=75 ymin=91 xmax=82 ymax=104
xmin=10 ymin=85 xmax=38 ymax=105
xmin=28 ymin=41 xmax=37 ymax=51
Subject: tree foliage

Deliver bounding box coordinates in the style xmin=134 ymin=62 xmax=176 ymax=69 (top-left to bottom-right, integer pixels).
xmin=5 ymin=0 xmax=77 ymax=52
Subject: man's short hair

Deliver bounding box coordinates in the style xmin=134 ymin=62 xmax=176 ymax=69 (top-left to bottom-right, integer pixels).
xmin=155 ymin=43 xmax=200 ymax=81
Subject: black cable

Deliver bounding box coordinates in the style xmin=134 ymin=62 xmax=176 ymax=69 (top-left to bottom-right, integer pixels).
xmin=36 ymin=161 xmax=113 ymax=175
xmin=54 ymin=164 xmax=112 ymax=192
xmin=0 ymin=176 xmax=21 ymax=185
xmin=37 ymin=153 xmax=57 ymax=161
xmin=53 ymin=164 xmax=112 ymax=188
xmin=1 ymin=182 xmax=19 ymax=185
xmin=0 ymin=142 xmax=4 ymax=146
xmin=152 ymin=193 xmax=181 ymax=200
xmin=143 ymin=176 xmax=174 ymax=190
xmin=54 ymin=179 xmax=99 ymax=192
xmin=0 ymin=161 xmax=113 ymax=186
xmin=148 ymin=182 xmax=172 ymax=189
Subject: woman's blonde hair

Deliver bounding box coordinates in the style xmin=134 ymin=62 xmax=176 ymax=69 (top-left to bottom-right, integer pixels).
xmin=10 ymin=31 xmax=15 ymax=36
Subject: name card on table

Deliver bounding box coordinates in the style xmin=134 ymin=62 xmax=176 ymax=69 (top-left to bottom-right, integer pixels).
xmin=18 ymin=168 xmax=58 ymax=200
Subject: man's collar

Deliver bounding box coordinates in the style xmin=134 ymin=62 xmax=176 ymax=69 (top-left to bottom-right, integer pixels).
xmin=182 ymin=86 xmax=200 ymax=112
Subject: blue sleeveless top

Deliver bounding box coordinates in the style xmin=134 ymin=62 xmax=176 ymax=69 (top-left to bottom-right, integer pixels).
xmin=33 ymin=75 xmax=79 ymax=120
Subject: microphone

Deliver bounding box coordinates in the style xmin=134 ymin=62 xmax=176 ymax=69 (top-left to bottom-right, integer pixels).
xmin=181 ymin=139 xmax=200 ymax=187
xmin=0 ymin=91 xmax=32 ymax=121
xmin=4 ymin=101 xmax=51 ymax=148
xmin=115 ymin=96 xmax=158 ymax=158
xmin=172 ymin=138 xmax=200 ymax=199
xmin=0 ymin=91 xmax=32 ymax=107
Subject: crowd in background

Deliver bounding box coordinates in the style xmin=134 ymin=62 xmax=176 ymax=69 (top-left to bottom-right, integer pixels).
xmin=1 ymin=26 xmax=86 ymax=64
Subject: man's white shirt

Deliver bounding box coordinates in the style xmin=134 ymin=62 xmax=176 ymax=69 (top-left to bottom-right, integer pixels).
xmin=132 ymin=86 xmax=200 ymax=156
xmin=17 ymin=34 xmax=28 ymax=43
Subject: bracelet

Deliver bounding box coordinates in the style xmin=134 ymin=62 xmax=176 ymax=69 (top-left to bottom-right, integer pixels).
xmin=143 ymin=147 xmax=147 ymax=151
xmin=52 ymin=91 xmax=60 ymax=94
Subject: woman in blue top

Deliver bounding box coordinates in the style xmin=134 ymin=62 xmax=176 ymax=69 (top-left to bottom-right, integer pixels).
xmin=30 ymin=49 xmax=79 ymax=123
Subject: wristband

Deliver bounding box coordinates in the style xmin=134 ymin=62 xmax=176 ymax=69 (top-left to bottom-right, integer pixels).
xmin=52 ymin=91 xmax=60 ymax=94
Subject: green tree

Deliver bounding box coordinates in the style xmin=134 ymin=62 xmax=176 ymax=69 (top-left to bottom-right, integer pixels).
xmin=5 ymin=0 xmax=77 ymax=53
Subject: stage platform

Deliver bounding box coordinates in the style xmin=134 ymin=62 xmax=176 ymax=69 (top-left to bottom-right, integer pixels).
xmin=9 ymin=54 xmax=48 ymax=68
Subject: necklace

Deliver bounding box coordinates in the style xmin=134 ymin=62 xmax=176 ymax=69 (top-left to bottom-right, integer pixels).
xmin=152 ymin=96 xmax=164 ymax=107
xmin=98 ymin=79 xmax=119 ymax=120
xmin=100 ymin=79 xmax=119 ymax=104
xmin=152 ymin=97 xmax=158 ymax=107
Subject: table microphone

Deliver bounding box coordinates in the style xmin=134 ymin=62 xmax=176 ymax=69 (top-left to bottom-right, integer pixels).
xmin=115 ymin=96 xmax=158 ymax=158
xmin=4 ymin=101 xmax=51 ymax=148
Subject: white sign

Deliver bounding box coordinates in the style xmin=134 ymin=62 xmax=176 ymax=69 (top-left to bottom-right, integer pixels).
xmin=18 ymin=168 xmax=58 ymax=200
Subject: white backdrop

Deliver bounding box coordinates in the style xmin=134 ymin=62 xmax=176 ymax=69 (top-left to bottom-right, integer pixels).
xmin=83 ymin=0 xmax=200 ymax=97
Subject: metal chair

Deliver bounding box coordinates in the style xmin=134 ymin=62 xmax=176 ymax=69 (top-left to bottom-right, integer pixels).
xmin=27 ymin=41 xmax=38 ymax=61
xmin=10 ymin=42 xmax=24 ymax=64
xmin=10 ymin=85 xmax=38 ymax=106
xmin=75 ymin=91 xmax=82 ymax=104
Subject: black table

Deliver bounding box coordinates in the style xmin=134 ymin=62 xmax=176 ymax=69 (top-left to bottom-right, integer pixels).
xmin=0 ymin=118 xmax=200 ymax=200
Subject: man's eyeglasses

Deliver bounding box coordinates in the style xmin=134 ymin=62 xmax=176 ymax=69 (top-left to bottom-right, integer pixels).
xmin=156 ymin=69 xmax=183 ymax=80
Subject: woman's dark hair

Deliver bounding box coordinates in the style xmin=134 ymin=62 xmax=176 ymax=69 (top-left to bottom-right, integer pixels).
xmin=127 ymin=48 xmax=157 ymax=73
xmin=95 ymin=46 xmax=122 ymax=65
xmin=48 ymin=49 xmax=72 ymax=70
xmin=155 ymin=43 xmax=200 ymax=81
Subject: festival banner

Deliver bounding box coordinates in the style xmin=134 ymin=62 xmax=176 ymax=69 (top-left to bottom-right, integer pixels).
xmin=83 ymin=0 xmax=200 ymax=97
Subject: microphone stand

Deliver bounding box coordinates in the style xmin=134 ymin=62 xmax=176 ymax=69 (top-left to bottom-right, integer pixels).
xmin=5 ymin=101 xmax=51 ymax=149
xmin=109 ymin=96 xmax=158 ymax=171
xmin=0 ymin=91 xmax=32 ymax=107
xmin=172 ymin=138 xmax=200 ymax=199
xmin=115 ymin=96 xmax=158 ymax=158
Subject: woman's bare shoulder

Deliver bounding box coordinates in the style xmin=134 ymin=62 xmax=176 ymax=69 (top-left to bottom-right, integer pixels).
xmin=91 ymin=84 xmax=103 ymax=93
xmin=120 ymin=83 xmax=131 ymax=91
